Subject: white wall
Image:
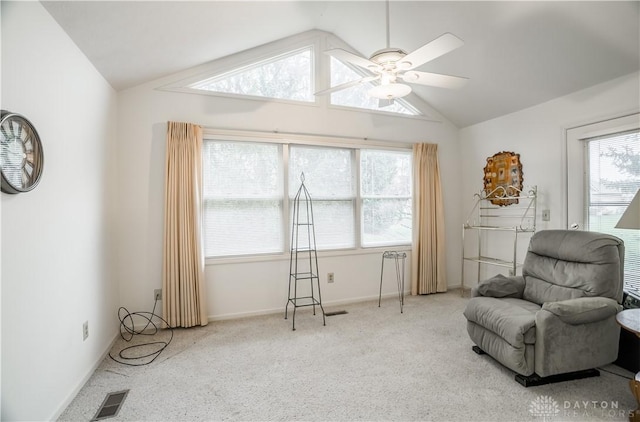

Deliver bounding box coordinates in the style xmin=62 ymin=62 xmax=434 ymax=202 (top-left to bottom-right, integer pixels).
xmin=1 ymin=2 xmax=118 ymax=420
xmin=459 ymin=71 xmax=640 ymax=288
xmin=116 ymin=69 xmax=462 ymax=320
xmin=0 ymin=2 xmax=636 ymax=419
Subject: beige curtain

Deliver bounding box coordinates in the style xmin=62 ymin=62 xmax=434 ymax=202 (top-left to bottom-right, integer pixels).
xmin=411 ymin=143 xmax=447 ymax=295
xmin=162 ymin=121 xmax=208 ymax=327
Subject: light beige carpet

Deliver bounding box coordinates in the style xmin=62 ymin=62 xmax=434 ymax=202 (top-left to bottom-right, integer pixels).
xmin=59 ymin=292 xmax=636 ymax=421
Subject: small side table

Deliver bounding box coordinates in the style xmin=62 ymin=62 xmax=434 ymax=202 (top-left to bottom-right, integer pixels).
xmin=616 ymin=309 xmax=640 ymax=422
xmin=379 ymin=251 xmax=406 ymax=313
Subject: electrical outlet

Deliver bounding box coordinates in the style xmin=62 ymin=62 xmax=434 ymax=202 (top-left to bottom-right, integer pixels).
xmin=542 ymin=209 xmax=550 ymax=221
xmin=327 ymin=273 xmax=334 ymax=283
xmin=154 ymin=289 xmax=162 ymax=301
xmin=82 ymin=321 xmax=89 ymax=341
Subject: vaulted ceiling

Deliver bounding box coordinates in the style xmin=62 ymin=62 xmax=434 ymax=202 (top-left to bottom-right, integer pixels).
xmin=42 ymin=1 xmax=639 ymax=128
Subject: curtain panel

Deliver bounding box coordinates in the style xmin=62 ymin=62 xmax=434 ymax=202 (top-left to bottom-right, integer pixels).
xmin=411 ymin=143 xmax=447 ymax=295
xmin=162 ymin=121 xmax=208 ymax=327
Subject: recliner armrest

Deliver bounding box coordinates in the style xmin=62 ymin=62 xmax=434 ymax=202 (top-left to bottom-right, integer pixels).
xmin=473 ymin=274 xmax=525 ymax=298
xmin=541 ymin=297 xmax=621 ymax=325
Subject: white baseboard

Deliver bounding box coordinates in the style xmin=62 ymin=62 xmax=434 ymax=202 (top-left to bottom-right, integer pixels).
xmin=207 ymin=291 xmax=410 ymax=322
xmin=50 ymin=331 xmax=120 ymax=421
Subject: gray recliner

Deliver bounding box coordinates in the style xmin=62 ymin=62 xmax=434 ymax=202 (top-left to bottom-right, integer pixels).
xmin=464 ymin=230 xmax=625 ymax=386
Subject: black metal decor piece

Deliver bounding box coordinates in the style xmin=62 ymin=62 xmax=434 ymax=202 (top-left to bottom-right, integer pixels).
xmin=285 ymin=173 xmax=326 ymax=331
xmin=379 ymin=250 xmax=407 ymax=313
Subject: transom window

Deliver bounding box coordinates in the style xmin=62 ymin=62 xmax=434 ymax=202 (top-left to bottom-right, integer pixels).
xmin=167 ymin=31 xmax=426 ymax=117
xmin=190 ymin=47 xmax=314 ymax=102
xmin=203 ymin=137 xmax=412 ymax=258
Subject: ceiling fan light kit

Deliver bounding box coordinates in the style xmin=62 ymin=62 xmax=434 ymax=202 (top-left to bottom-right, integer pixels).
xmin=316 ymin=0 xmax=469 ymax=103
xmin=368 ymin=83 xmax=412 ymax=100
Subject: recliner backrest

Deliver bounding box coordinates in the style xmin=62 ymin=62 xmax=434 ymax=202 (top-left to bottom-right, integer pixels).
xmin=521 ymin=230 xmax=624 ymax=305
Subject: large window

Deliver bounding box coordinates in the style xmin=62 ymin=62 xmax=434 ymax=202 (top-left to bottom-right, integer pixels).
xmin=202 ymin=142 xmax=284 ymax=257
xmin=585 ymin=129 xmax=640 ymax=298
xmin=360 ymin=150 xmax=412 ymax=247
xmin=289 ymin=145 xmax=355 ymax=250
xmin=203 ymin=139 xmax=412 ymax=258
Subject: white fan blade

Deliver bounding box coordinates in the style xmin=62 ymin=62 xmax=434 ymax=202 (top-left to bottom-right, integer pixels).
xmin=315 ymin=76 xmax=380 ymax=96
xmin=325 ymin=48 xmax=381 ymax=72
xmin=397 ymin=33 xmax=464 ymax=70
xmin=400 ymin=71 xmax=468 ymax=89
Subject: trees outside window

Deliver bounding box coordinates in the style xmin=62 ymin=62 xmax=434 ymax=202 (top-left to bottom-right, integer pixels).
xmin=361 ymin=150 xmax=412 ymax=247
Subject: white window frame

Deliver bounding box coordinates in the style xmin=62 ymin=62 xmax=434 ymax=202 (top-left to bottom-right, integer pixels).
xmin=566 ymin=113 xmax=639 ymax=229
xmin=203 ymin=128 xmax=413 ymax=265
xmin=359 ymin=148 xmax=413 ymax=248
xmin=565 ymin=112 xmax=640 ymax=298
xmin=202 ymin=141 xmax=285 ymax=258
xmin=189 ymin=46 xmax=316 ymax=103
xmin=160 ymin=32 xmax=322 ymax=108
xmin=288 ymin=144 xmax=357 ymax=251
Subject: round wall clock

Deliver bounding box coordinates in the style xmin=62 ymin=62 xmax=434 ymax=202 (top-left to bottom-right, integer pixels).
xmin=0 ymin=110 xmax=44 ymax=194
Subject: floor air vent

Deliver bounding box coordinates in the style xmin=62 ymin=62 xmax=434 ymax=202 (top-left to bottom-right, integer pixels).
xmin=91 ymin=390 xmax=129 ymax=421
xmin=324 ymin=310 xmax=348 ymax=316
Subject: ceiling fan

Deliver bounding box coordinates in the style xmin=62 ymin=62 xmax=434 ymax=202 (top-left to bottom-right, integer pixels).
xmin=316 ymin=0 xmax=468 ymax=105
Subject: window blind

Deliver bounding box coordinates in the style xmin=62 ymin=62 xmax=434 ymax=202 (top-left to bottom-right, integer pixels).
xmin=202 ymin=141 xmax=283 ymax=257
xmin=586 ymin=129 xmax=640 ymax=298
xmin=360 ymin=149 xmax=412 ymax=247
xmin=202 ymin=137 xmax=413 ymax=258
xmin=289 ymin=145 xmax=355 ymax=250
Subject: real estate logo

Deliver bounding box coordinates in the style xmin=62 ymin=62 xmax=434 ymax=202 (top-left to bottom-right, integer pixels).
xmin=529 ymin=395 xmax=560 ymax=421
xmin=529 ymin=395 xmax=631 ymax=420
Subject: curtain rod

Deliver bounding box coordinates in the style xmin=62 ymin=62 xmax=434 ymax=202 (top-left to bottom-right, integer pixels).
xmin=202 ymin=127 xmax=417 ymax=149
